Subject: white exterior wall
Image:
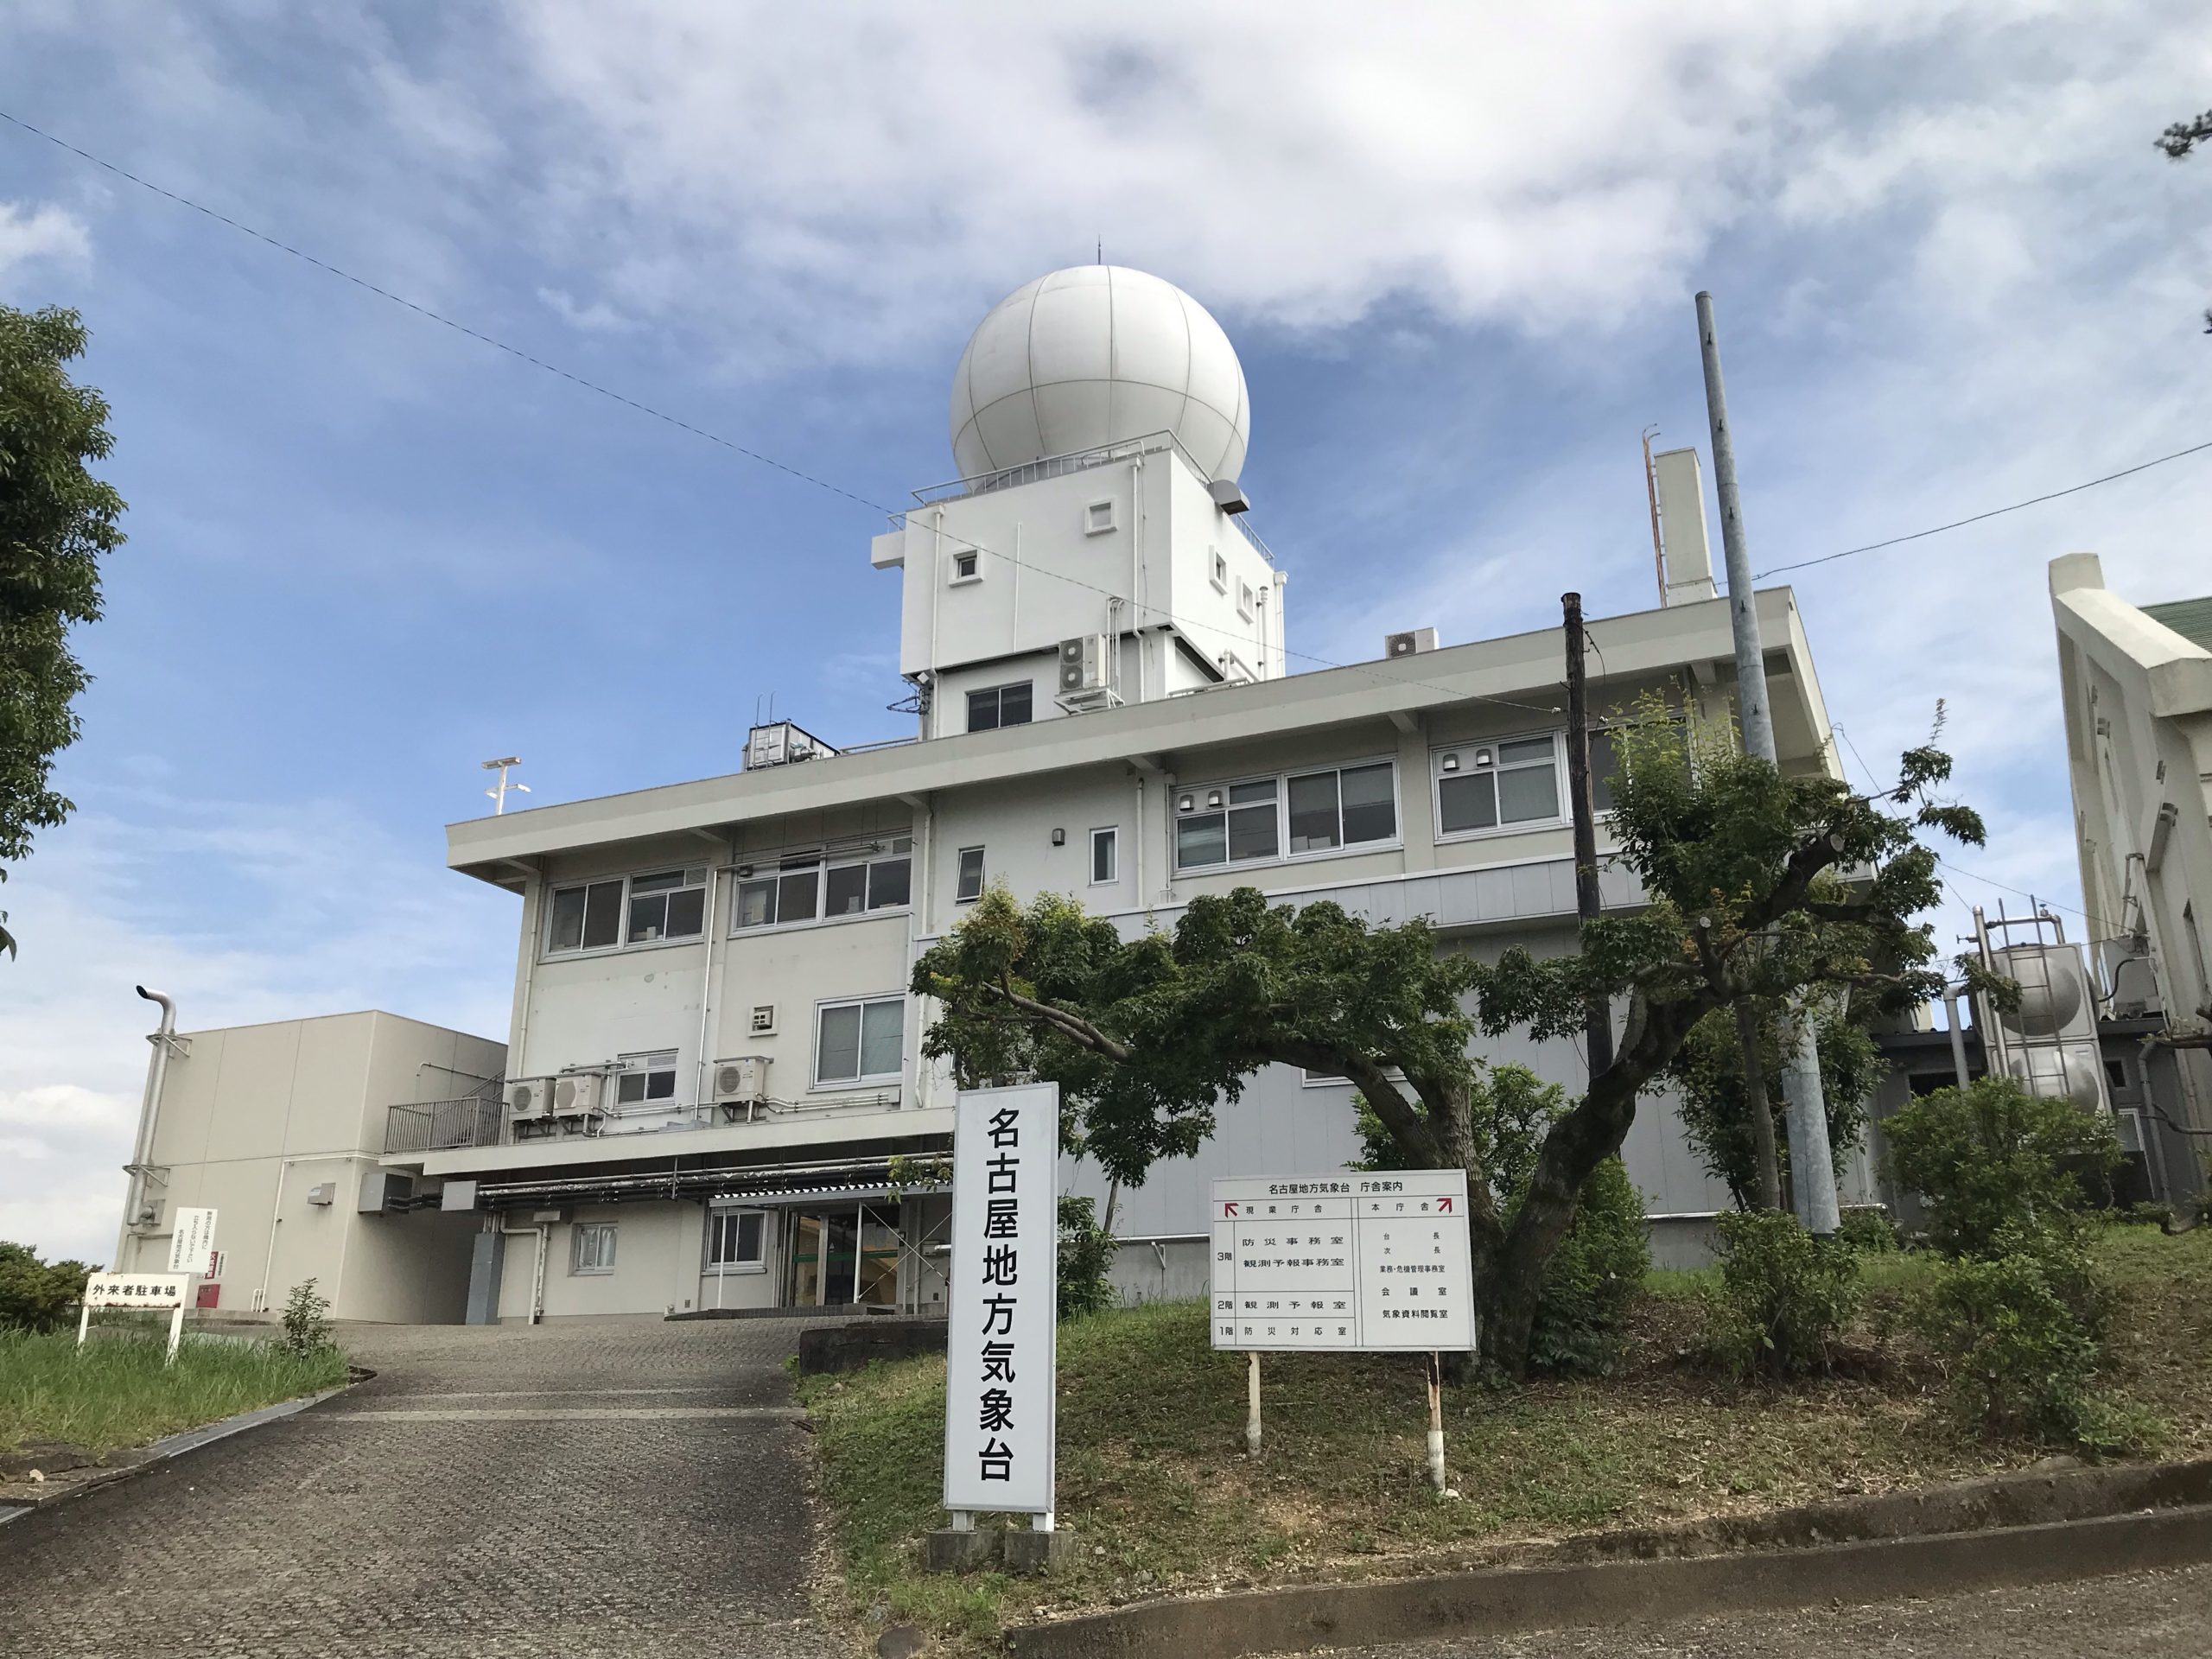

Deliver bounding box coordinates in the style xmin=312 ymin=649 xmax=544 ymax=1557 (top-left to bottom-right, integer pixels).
xmin=116 ymin=1010 xmax=504 ymax=1322
xmin=2051 ymin=555 xmax=2212 ymax=1196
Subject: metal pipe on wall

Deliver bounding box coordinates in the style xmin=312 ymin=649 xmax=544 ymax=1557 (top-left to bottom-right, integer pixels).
xmin=121 ymin=985 xmax=180 ymax=1249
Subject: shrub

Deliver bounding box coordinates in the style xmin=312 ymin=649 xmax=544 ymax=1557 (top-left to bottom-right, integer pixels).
xmin=1527 ymin=1156 xmax=1650 ymax=1376
xmin=1883 ymin=1077 xmax=2123 ymax=1256
xmin=0 ymin=1241 xmax=92 ymax=1333
xmin=1056 ymin=1196 xmax=1118 ymax=1321
xmin=1698 ymin=1210 xmax=1862 ymax=1380
xmin=277 ymin=1280 xmax=334 ymax=1356
xmin=1834 ymin=1206 xmax=1900 ymax=1254
xmin=1912 ymin=1225 xmax=2150 ymax=1452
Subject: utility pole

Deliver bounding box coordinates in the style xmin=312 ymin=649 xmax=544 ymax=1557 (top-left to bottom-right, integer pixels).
xmin=1561 ymin=593 xmax=1615 ymax=1080
xmin=1694 ymin=291 xmax=1840 ymax=1233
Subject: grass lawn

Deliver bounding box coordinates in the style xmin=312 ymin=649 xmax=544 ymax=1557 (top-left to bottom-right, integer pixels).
xmin=0 ymin=1327 xmax=350 ymax=1458
xmin=799 ymin=1225 xmax=2212 ymax=1648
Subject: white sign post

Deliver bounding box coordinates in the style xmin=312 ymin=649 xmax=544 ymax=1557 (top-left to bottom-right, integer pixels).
xmin=1210 ymin=1170 xmax=1477 ymax=1491
xmin=943 ymin=1084 xmax=1059 ymax=1531
xmin=168 ymin=1207 xmax=219 ymax=1278
xmin=79 ymin=1272 xmax=194 ymax=1363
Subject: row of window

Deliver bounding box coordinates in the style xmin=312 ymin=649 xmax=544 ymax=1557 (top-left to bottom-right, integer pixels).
xmin=544 ymin=732 xmax=1611 ymax=956
xmin=570 ymin=1209 xmax=767 ymax=1278
xmin=598 ymin=995 xmax=908 ymax=1110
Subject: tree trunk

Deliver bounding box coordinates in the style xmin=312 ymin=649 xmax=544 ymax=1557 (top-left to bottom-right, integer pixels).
xmin=1735 ymin=999 xmax=1783 ymax=1211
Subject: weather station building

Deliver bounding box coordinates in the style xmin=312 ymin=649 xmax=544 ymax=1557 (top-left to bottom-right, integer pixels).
xmin=112 ymin=266 xmax=1869 ymax=1322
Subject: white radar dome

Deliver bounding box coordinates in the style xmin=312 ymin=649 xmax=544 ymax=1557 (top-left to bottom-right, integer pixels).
xmin=949 ymin=265 xmax=1249 ymax=483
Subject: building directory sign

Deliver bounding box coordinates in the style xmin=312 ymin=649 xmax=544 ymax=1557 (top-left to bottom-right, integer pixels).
xmin=1210 ymin=1170 xmax=1477 ymax=1353
xmin=942 ymin=1084 xmax=1059 ymax=1516
xmin=168 ymin=1207 xmax=219 ymax=1277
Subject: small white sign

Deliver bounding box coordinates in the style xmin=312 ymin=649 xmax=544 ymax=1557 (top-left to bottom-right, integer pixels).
xmin=83 ymin=1272 xmax=193 ymax=1311
xmin=1210 ymin=1170 xmax=1476 ymax=1353
xmin=942 ymin=1084 xmax=1058 ymax=1516
xmin=168 ymin=1207 xmax=219 ymax=1277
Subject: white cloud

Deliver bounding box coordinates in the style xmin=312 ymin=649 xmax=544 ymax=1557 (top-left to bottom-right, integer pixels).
xmin=0 ymin=198 xmax=91 ymax=286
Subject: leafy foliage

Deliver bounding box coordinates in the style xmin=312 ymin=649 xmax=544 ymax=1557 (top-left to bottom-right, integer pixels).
xmin=277 ymin=1280 xmax=334 ymax=1356
xmin=1883 ymin=1077 xmax=2124 ymax=1255
xmin=913 ymin=696 xmax=1988 ymax=1373
xmin=1834 ymin=1206 xmax=1901 ymax=1255
xmin=1668 ymin=1000 xmax=1883 ymax=1211
xmin=0 ymin=1240 xmax=92 ymax=1333
xmin=1057 ymin=1195 xmax=1119 ymax=1321
xmin=0 ymin=306 xmax=128 ymax=959
xmin=1697 ymin=1211 xmax=1862 ymax=1380
xmin=1912 ymin=1224 xmax=2149 ymax=1452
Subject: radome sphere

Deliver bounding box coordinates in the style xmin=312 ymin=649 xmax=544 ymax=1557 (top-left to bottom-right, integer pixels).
xmin=949 ymin=265 xmax=1249 ymax=483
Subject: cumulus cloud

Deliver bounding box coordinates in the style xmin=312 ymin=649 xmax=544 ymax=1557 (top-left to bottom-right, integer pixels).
xmin=0 ymin=199 xmax=91 ymax=286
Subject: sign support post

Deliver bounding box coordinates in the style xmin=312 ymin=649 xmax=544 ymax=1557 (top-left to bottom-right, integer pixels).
xmin=1246 ymin=1352 xmax=1262 ymax=1454
xmin=1425 ymin=1352 xmax=1446 ymax=1494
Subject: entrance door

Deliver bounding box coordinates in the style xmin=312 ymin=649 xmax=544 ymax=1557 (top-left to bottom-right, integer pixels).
xmin=822 ymin=1211 xmax=860 ymax=1305
xmin=788 ymin=1215 xmax=823 ymax=1307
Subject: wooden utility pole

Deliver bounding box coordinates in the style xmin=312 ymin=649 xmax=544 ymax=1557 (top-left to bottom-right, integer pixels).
xmin=1561 ymin=593 xmax=1615 ymax=1080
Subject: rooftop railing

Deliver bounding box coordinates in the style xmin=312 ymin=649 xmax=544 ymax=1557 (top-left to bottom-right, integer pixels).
xmin=384 ymin=1095 xmax=504 ymax=1155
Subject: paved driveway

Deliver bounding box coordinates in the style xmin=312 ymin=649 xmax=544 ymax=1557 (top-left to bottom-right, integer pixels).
xmin=0 ymin=1318 xmax=846 ymax=1658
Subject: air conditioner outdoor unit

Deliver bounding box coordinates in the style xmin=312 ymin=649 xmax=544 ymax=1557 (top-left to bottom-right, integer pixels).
xmin=714 ymin=1056 xmax=772 ymax=1103
xmin=1058 ymin=633 xmax=1111 ymax=694
xmin=1384 ymin=627 xmax=1440 ymax=658
xmin=553 ymin=1071 xmax=606 ymax=1118
xmin=505 ymin=1077 xmax=557 ymax=1118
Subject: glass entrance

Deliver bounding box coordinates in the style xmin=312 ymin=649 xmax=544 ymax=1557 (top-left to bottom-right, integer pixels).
xmin=788 ymin=1215 xmax=823 ymax=1308
xmin=822 ymin=1211 xmax=860 ymax=1305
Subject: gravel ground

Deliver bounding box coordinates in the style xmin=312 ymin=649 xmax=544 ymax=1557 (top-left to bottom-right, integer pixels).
xmin=0 ymin=1316 xmax=849 ymax=1658
xmin=1321 ymin=1561 xmax=2212 ymax=1657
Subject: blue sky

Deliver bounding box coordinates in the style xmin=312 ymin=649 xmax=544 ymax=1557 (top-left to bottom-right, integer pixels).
xmin=3 ymin=3 xmax=2209 ymax=1262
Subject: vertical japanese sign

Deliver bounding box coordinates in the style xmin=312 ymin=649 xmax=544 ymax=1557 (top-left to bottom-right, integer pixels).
xmin=943 ymin=1084 xmax=1059 ymax=1516
xmin=168 ymin=1207 xmax=219 ymax=1277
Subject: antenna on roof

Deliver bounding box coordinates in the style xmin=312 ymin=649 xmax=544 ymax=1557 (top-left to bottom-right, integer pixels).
xmin=481 ymin=757 xmax=528 ymax=815
xmin=1096 ymin=237 xmax=1103 ymax=264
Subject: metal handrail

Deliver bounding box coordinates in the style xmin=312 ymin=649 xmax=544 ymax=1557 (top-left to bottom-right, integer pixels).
xmin=384 ymin=1093 xmax=505 ymax=1154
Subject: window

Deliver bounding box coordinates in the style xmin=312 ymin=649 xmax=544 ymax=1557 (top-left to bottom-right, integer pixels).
xmin=548 ymin=869 xmax=705 ymax=955
xmin=626 ymin=869 xmax=707 ymax=944
xmin=1090 ymin=826 xmax=1118 ymax=886
xmin=613 ymin=1050 xmax=678 ymax=1108
xmin=734 ymin=841 xmax=912 ymax=931
xmin=955 ymin=846 xmax=986 ymax=903
xmin=547 ymin=878 xmax=623 ymax=953
xmin=950 ymin=550 xmax=980 ymax=582
xmin=1084 ymin=499 xmax=1116 ymax=535
xmin=1176 ymin=762 xmax=1398 ymax=872
xmin=571 ymin=1223 xmax=617 ymax=1274
xmin=1210 ymin=550 xmax=1229 ymax=593
xmin=1587 ymin=727 xmax=1621 ymax=813
xmin=816 ymin=995 xmax=905 ymax=1086
xmin=1237 ymin=579 xmax=1255 ymax=620
xmin=967 ymin=682 xmax=1033 ymax=732
xmin=1434 ymin=735 xmax=1561 ymax=836
xmin=707 ymin=1209 xmax=766 ymax=1271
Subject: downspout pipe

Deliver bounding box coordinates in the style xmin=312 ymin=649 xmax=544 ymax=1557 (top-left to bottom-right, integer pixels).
xmin=1939 ymin=983 xmax=1974 ymax=1090
xmin=123 ymin=985 xmax=179 ymax=1247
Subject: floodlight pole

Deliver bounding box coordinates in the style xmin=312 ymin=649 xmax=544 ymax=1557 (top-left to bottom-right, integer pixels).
xmin=1695 ymin=291 xmax=1840 ymax=1234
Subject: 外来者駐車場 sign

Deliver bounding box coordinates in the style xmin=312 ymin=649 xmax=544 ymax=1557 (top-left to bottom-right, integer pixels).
xmin=942 ymin=1084 xmax=1058 ymax=1516
xmin=1209 ymin=1170 xmax=1476 ymax=1353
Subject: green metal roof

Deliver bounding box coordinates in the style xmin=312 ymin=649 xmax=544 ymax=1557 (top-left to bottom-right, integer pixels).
xmin=2143 ymin=595 xmax=2212 ymax=652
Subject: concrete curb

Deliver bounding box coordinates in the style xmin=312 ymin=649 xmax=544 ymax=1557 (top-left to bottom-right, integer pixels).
xmin=0 ymin=1369 xmax=368 ymax=1527
xmin=1004 ymin=1460 xmax=2212 ymax=1659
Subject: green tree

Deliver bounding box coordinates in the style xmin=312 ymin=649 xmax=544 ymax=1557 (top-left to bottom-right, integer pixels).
xmin=1883 ymin=1076 xmax=2125 ymax=1255
xmin=912 ymin=704 xmax=1991 ymax=1375
xmin=0 ymin=1240 xmax=92 ymax=1332
xmin=0 ymin=305 xmax=127 ymax=958
xmin=1668 ymin=999 xmax=1883 ymax=1211
xmin=2156 ymin=105 xmax=2212 ymax=334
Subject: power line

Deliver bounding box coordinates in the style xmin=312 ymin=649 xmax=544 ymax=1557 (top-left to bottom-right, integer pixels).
xmin=3 ymin=107 xmax=1561 ymax=720
xmin=1752 ymin=438 xmax=2212 ymax=581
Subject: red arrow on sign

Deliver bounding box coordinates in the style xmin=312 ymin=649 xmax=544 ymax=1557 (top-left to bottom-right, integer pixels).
xmin=1223 ymin=1202 xmax=1240 ymax=1217
xmin=1437 ymin=1196 xmax=1454 ymax=1213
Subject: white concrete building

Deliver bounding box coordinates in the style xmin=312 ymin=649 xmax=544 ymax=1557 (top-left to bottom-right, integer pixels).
xmin=111 ymin=1009 xmax=504 ymax=1321
xmin=351 ymin=265 xmax=1866 ymax=1322
xmin=2049 ymin=553 xmax=2212 ymax=1197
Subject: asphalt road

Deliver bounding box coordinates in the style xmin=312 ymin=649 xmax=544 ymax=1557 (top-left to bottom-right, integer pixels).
xmin=1321 ymin=1561 xmax=2212 ymax=1657
xmin=0 ymin=1317 xmax=845 ymax=1658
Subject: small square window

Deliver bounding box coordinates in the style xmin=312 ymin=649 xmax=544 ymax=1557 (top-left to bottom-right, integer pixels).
xmin=1210 ymin=550 xmax=1229 ymax=593
xmin=571 ymin=1223 xmax=618 ymax=1275
xmin=1237 ymin=581 xmax=1255 ymax=620
xmin=708 ymin=1210 xmax=766 ymax=1270
xmin=1084 ymin=499 xmax=1116 ymax=535
xmin=955 ymin=846 xmax=986 ymax=903
xmin=950 ymin=550 xmax=980 ymax=583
